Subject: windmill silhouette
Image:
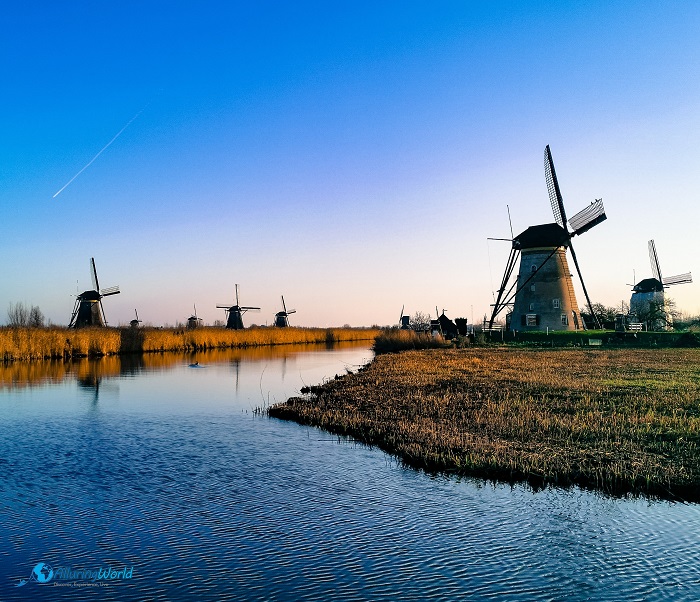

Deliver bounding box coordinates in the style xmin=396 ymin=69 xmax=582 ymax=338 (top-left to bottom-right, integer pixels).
xmin=630 ymin=240 xmax=692 ymax=329
xmin=274 ymin=295 xmax=296 ymax=327
xmin=187 ymin=304 xmax=202 ymax=329
xmin=217 ymin=284 xmax=260 ymax=329
xmin=130 ymin=309 xmax=142 ymax=328
xmin=69 ymin=258 xmax=120 ymax=328
xmin=489 ymin=145 xmax=607 ymax=331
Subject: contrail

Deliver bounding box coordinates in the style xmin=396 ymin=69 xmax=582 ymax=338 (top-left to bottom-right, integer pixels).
xmin=53 ymin=106 xmax=146 ymax=198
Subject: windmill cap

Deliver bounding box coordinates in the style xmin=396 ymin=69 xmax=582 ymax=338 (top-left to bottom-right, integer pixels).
xmin=633 ymin=278 xmax=663 ymax=292
xmin=513 ymin=223 xmax=569 ymax=250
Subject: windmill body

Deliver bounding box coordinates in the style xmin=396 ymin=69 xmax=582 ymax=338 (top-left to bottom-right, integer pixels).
xmin=629 ymin=240 xmax=692 ymax=330
xmin=489 ymin=146 xmax=606 ymax=332
xmin=69 ymin=258 xmax=120 ymax=328
xmin=509 ymin=224 xmax=582 ymax=330
xmin=217 ymin=285 xmax=260 ymax=330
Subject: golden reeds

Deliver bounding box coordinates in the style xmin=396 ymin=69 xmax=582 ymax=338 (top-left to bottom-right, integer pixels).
xmin=0 ymin=326 xmax=379 ymax=362
xmin=269 ymin=348 xmax=700 ymax=501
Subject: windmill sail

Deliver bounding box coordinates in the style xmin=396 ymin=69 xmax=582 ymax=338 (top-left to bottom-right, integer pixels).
xmin=568 ymin=199 xmax=607 ymax=236
xmin=648 ymin=240 xmax=663 ymax=283
xmin=662 ymin=272 xmax=693 ymax=286
xmin=91 ymin=257 xmax=99 ymax=291
xmin=544 ymin=145 xmax=567 ymax=228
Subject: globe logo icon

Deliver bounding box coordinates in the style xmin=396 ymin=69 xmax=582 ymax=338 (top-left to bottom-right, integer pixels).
xmin=31 ymin=562 xmax=54 ymax=584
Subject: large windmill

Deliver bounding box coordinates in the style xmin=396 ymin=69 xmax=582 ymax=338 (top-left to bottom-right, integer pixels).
xmin=69 ymin=258 xmax=120 ymax=328
xmin=489 ymin=146 xmax=607 ymax=331
xmin=630 ymin=240 xmax=692 ymax=330
xmin=274 ymin=295 xmax=296 ymax=327
xmin=217 ymin=284 xmax=260 ymax=329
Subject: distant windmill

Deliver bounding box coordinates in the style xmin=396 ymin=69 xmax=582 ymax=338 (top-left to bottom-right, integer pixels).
xmin=630 ymin=240 xmax=692 ymax=330
xmin=130 ymin=309 xmax=142 ymax=328
xmin=217 ymin=285 xmax=260 ymax=329
xmin=399 ymin=305 xmax=410 ymax=329
xmin=489 ymin=145 xmax=607 ymax=331
xmin=69 ymin=257 xmax=120 ymax=328
xmin=274 ymin=295 xmax=296 ymax=327
xmin=187 ymin=304 xmax=202 ymax=329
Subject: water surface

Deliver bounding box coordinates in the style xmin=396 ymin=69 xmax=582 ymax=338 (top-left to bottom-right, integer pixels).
xmin=1 ymin=343 xmax=699 ymax=601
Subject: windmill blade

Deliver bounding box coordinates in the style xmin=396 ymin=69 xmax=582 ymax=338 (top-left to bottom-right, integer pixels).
xmin=648 ymin=240 xmax=663 ymax=283
xmin=99 ymin=298 xmax=107 ymax=325
xmin=91 ymin=257 xmax=100 ymax=291
xmin=287 ymin=309 xmax=296 ymax=314
xmin=399 ymin=304 xmax=404 ymax=322
xmin=101 ymin=285 xmax=120 ymax=296
xmin=568 ymin=199 xmax=607 ymax=236
xmin=544 ymin=145 xmax=567 ymax=229
xmin=662 ymin=272 xmax=692 ymax=286
xmin=235 ymin=284 xmax=240 ymax=307
xmin=241 ymin=306 xmax=261 ymax=311
xmin=135 ymin=309 xmax=140 ymax=322
xmin=568 ymin=241 xmax=601 ymax=329
xmin=281 ymin=295 xmax=287 ymax=314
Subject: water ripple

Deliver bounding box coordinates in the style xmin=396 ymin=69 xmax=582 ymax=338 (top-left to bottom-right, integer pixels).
xmin=1 ymin=349 xmax=699 ymax=601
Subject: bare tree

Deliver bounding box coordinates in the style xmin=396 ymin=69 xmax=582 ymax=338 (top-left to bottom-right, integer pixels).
xmin=7 ymin=302 xmax=29 ymax=326
xmin=28 ymin=306 xmax=45 ymax=327
xmin=409 ymin=311 xmax=431 ymax=332
xmin=7 ymin=302 xmax=45 ymax=327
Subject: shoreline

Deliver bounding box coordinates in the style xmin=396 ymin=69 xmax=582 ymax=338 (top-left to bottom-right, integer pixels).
xmin=0 ymin=326 xmax=379 ymax=362
xmin=269 ymin=347 xmax=700 ymax=503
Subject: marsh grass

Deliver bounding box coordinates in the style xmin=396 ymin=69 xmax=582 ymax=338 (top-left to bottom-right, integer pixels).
xmin=0 ymin=326 xmax=379 ymax=361
xmin=269 ymin=348 xmax=700 ymax=501
xmin=373 ymin=329 xmax=449 ymax=354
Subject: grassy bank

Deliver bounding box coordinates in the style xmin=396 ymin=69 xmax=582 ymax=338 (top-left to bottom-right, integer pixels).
xmin=0 ymin=326 xmax=379 ymax=361
xmin=269 ymin=348 xmax=700 ymax=502
xmin=484 ymin=329 xmax=700 ymax=348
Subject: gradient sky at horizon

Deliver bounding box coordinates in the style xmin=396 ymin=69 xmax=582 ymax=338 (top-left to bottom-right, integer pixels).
xmin=2 ymin=1 xmax=699 ymax=327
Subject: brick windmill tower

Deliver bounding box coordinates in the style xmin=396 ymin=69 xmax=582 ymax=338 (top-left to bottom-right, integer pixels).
xmin=489 ymin=146 xmax=607 ymax=331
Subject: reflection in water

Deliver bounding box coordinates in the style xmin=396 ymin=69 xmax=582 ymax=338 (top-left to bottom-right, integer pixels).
xmin=0 ymin=340 xmax=371 ymax=390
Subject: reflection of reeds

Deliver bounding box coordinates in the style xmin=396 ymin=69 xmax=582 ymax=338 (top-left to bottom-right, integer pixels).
xmin=0 ymin=326 xmax=379 ymax=362
xmin=0 ymin=340 xmax=373 ymax=388
xmin=270 ymin=348 xmax=700 ymax=502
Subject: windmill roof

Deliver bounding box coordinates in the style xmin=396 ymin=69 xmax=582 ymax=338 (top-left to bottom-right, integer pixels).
xmin=513 ymin=223 xmax=569 ymax=250
xmin=78 ymin=290 xmax=101 ymax=301
xmin=633 ymin=278 xmax=663 ymax=293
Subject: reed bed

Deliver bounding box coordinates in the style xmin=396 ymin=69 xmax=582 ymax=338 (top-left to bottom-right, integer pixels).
xmin=373 ymin=328 xmax=449 ymax=354
xmin=269 ymin=348 xmax=700 ymax=502
xmin=0 ymin=326 xmax=379 ymax=361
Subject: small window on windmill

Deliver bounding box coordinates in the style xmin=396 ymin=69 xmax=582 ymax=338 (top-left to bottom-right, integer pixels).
xmin=553 ymin=298 xmax=560 ymax=309
xmin=561 ymin=314 xmax=568 ymax=326
xmin=526 ymin=314 xmax=538 ymax=326
xmin=530 ymin=284 xmax=536 ymax=292
xmin=531 ymin=265 xmax=537 ymax=273
xmin=529 ymin=303 xmax=534 ymax=311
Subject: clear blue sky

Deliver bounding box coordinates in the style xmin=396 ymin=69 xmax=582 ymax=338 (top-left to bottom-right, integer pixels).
xmin=2 ymin=1 xmax=699 ymax=327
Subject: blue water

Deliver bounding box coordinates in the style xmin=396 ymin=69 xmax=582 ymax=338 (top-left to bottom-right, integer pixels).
xmin=1 ymin=344 xmax=699 ymax=601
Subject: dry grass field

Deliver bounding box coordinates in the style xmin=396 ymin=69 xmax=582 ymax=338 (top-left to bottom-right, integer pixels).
xmin=269 ymin=348 xmax=700 ymax=501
